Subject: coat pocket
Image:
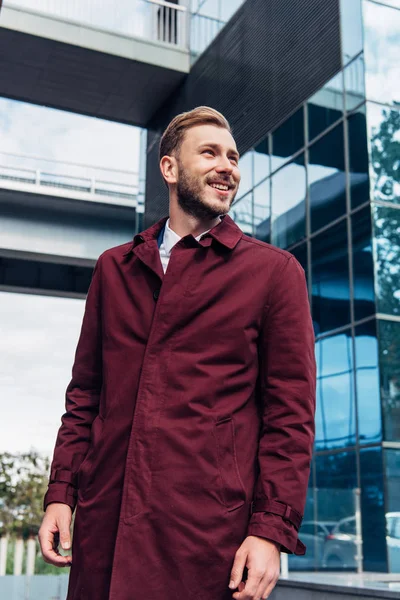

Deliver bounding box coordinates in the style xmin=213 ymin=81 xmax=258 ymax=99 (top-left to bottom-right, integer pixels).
xmin=77 ymin=414 xmax=105 ymax=497
xmin=214 ymin=417 xmax=246 ymax=511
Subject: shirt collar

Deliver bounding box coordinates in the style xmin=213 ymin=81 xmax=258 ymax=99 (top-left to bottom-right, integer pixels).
xmin=162 ymin=218 xmax=213 ymax=255
xmin=124 ymin=214 xmax=242 ymax=255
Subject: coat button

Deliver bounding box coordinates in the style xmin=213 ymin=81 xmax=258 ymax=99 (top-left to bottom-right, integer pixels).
xmin=153 ymin=289 xmax=160 ymax=301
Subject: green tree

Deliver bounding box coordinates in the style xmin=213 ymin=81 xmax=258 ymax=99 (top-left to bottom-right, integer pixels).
xmin=0 ymin=450 xmax=68 ymax=574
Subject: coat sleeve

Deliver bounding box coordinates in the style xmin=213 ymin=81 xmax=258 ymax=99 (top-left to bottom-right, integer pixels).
xmin=247 ymin=255 xmax=316 ymax=555
xmin=43 ymin=257 xmax=103 ymax=512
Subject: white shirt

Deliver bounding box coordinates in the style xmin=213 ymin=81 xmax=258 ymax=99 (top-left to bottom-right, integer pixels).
xmin=159 ymin=218 xmax=214 ymax=274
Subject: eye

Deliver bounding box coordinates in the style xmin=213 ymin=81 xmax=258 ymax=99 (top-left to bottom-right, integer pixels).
xmin=202 ymin=149 xmax=215 ymax=156
xmin=230 ymin=156 xmax=239 ymax=165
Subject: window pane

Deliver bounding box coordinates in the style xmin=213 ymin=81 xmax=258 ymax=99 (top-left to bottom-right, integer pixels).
xmin=355 ymin=321 xmax=382 ymax=444
xmin=315 ymin=331 xmax=356 ymax=450
xmin=360 ymin=447 xmax=388 ymax=572
xmin=271 ymin=154 xmax=306 ymax=249
xmin=289 ymin=243 xmax=308 ymax=284
xmin=340 ymin=0 xmax=363 ymax=66
xmin=315 ymin=451 xmax=360 ymax=570
xmin=379 ymin=319 xmax=400 ymax=442
xmin=352 ymin=207 xmax=375 ymax=320
xmin=363 ymin=1 xmax=400 ymax=106
xmin=347 ymin=104 xmax=370 ymax=209
xmin=345 ymin=53 xmax=366 ymax=112
xmin=271 ymin=107 xmax=304 ymax=172
xmin=307 ymin=71 xmax=344 ymax=143
xmin=384 ymin=449 xmax=400 ymax=572
xmin=373 ymin=204 xmax=400 ymax=316
xmin=230 ymin=191 xmax=253 ymax=235
xmin=237 ymin=151 xmax=253 ymax=200
xmin=312 ymin=220 xmax=351 ymax=335
xmin=253 ymin=137 xmax=270 ymax=186
xmin=308 ymin=124 xmax=346 ymax=233
xmin=288 ymin=474 xmax=318 ymax=570
xmin=368 ymin=102 xmax=400 ymax=205
xmin=253 ymin=179 xmax=271 ymax=244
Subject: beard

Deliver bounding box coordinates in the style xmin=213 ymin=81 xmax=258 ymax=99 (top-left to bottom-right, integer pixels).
xmin=176 ymin=168 xmax=237 ymax=220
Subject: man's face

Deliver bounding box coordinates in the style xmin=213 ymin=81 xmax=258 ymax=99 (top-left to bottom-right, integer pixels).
xmin=174 ymin=124 xmax=241 ymax=220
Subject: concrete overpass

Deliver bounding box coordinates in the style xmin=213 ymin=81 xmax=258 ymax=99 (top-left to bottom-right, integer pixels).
xmin=0 ymin=1 xmax=190 ymax=126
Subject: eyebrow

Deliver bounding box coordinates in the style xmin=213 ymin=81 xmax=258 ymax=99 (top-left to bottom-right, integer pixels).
xmin=198 ymin=142 xmax=240 ymax=160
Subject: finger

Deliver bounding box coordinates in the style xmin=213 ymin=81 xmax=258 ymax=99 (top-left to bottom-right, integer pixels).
xmin=229 ymin=549 xmax=247 ymax=590
xmin=232 ymin=568 xmax=263 ymax=600
xmin=39 ymin=528 xmax=72 ymax=567
xmin=58 ymin=516 xmax=72 ymax=551
xmin=260 ymin=573 xmax=280 ymax=599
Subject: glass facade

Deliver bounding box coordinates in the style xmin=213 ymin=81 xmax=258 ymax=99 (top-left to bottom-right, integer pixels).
xmin=229 ymin=0 xmax=400 ymax=573
xmin=190 ymin=0 xmax=246 ymax=61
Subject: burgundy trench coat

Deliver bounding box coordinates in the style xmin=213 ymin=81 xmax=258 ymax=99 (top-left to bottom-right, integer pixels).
xmin=44 ymin=215 xmax=316 ymax=600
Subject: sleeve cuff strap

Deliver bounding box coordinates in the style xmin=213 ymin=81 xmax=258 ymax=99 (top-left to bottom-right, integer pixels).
xmin=250 ymin=499 xmax=302 ymax=530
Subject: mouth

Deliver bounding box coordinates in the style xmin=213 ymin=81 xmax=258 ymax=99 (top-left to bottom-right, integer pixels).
xmin=208 ymin=182 xmax=233 ymax=196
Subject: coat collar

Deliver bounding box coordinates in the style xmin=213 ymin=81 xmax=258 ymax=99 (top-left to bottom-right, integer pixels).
xmin=123 ymin=214 xmax=242 ymax=256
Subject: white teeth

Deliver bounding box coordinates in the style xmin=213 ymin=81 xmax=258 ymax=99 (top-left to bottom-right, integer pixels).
xmin=210 ymin=183 xmax=229 ymax=191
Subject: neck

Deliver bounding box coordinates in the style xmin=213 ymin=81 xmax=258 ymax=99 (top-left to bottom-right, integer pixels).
xmin=168 ymin=199 xmax=222 ymax=238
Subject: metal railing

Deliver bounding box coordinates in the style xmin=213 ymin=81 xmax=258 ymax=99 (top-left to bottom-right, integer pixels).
xmin=0 ymin=151 xmax=138 ymax=203
xmin=3 ymin=0 xmax=189 ymax=49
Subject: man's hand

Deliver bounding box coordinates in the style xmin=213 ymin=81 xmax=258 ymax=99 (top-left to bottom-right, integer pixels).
xmin=38 ymin=503 xmax=73 ymax=567
xmin=229 ymin=536 xmax=281 ymax=599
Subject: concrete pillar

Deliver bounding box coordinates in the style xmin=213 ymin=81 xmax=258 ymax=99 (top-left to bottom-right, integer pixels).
xmin=0 ymin=535 xmax=8 ymax=576
xmin=26 ymin=537 xmax=36 ymax=576
xmin=13 ymin=537 xmax=24 ymax=575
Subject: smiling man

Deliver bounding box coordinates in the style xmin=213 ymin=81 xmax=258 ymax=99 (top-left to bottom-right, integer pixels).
xmin=39 ymin=107 xmax=316 ymax=600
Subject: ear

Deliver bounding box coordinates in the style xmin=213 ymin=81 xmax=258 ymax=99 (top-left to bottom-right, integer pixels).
xmin=160 ymin=155 xmax=178 ymax=185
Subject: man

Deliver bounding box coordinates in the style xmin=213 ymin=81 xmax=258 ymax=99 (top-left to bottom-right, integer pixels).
xmin=39 ymin=106 xmax=316 ymax=600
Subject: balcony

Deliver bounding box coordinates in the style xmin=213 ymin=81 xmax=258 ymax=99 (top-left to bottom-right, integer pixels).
xmin=0 ymin=0 xmax=191 ymax=125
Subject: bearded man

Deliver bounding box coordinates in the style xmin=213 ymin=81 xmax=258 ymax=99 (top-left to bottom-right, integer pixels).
xmin=39 ymin=106 xmax=316 ymax=600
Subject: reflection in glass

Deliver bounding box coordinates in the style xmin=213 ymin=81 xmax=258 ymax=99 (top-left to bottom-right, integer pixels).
xmin=271 ymin=107 xmax=304 ymax=172
xmin=253 ymin=137 xmax=270 ymax=186
xmin=308 ymin=124 xmax=346 ymax=233
xmin=340 ymin=0 xmax=363 ymax=66
xmin=355 ymin=321 xmax=382 ymax=443
xmin=237 ymin=151 xmax=254 ymax=200
xmin=315 ymin=451 xmax=360 ymax=570
xmin=271 ymin=154 xmax=306 ymax=249
xmin=345 ymin=53 xmax=366 ymax=112
xmin=360 ymin=447 xmax=388 ymax=572
xmin=289 ymin=469 xmax=320 ymax=570
xmin=307 ymin=71 xmax=344 ymax=143
xmin=312 ymin=220 xmax=351 ymax=335
xmin=378 ymin=320 xmax=400 ymax=442
xmin=315 ymin=331 xmax=356 ymax=451
xmin=347 ymin=104 xmax=370 ymax=209
xmin=385 ymin=449 xmax=400 ymax=572
xmin=352 ymin=207 xmax=375 ymax=320
xmin=253 ymin=179 xmax=271 ymax=244
xmin=368 ymin=103 xmax=400 ymax=205
xmin=363 ymin=1 xmax=400 ymax=106
xmin=373 ymin=204 xmax=400 ymax=316
xmin=230 ymin=191 xmax=253 ymax=235
xmin=289 ymin=243 xmax=308 ymax=283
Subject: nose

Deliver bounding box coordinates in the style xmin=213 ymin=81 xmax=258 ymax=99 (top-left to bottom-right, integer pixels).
xmin=215 ymin=155 xmax=234 ymax=174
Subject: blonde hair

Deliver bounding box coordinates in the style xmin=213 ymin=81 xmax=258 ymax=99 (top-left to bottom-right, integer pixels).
xmin=159 ymin=106 xmax=232 ymax=162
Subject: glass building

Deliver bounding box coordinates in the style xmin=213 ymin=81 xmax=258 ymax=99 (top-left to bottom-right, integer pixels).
xmin=229 ymin=0 xmax=400 ymax=573
xmin=1 ymin=0 xmax=400 ymax=590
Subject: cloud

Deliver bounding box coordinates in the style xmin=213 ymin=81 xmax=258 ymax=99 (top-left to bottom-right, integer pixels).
xmin=0 ymin=292 xmax=85 ymax=456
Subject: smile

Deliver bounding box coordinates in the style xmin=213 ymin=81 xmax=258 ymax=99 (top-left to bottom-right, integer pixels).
xmin=209 ymin=183 xmax=230 ymax=192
